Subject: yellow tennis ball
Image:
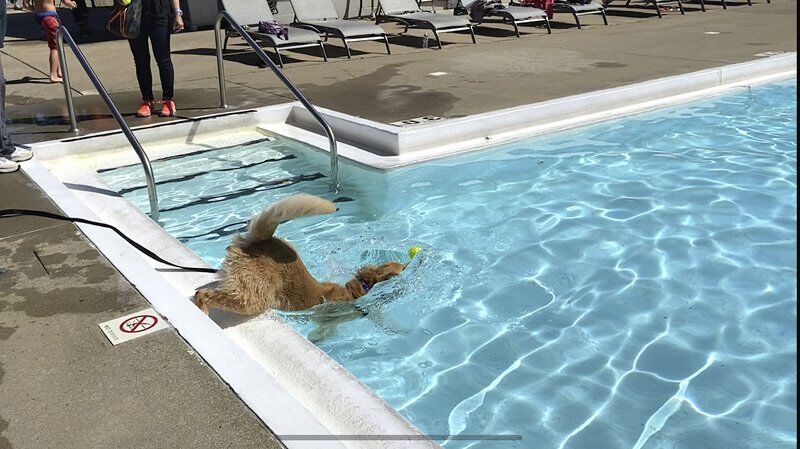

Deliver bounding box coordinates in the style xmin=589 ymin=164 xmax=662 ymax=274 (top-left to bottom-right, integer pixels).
xmin=408 ymin=246 xmax=422 ymax=260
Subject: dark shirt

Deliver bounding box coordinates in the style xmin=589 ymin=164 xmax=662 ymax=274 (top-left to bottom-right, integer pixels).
xmin=142 ymin=0 xmax=171 ymax=25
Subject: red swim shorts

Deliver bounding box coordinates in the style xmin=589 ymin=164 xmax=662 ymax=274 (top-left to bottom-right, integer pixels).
xmin=40 ymin=15 xmax=60 ymax=50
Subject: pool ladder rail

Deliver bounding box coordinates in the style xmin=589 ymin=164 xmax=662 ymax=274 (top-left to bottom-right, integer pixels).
xmin=56 ymin=17 xmax=342 ymax=223
xmin=56 ymin=25 xmax=161 ymax=222
xmin=214 ymin=11 xmax=339 ymax=192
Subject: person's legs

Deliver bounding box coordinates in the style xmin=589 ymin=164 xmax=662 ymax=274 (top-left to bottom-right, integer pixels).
xmin=0 ymin=56 xmax=33 ymax=173
xmin=1 ymin=5 xmax=22 ymax=172
xmin=42 ymin=16 xmax=62 ymax=83
xmin=149 ymin=22 xmax=175 ymax=116
xmin=48 ymin=49 xmax=62 ymax=82
xmin=0 ymin=56 xmax=15 ymax=158
xmin=128 ymin=25 xmax=155 ymax=102
xmin=149 ymin=22 xmax=174 ymax=100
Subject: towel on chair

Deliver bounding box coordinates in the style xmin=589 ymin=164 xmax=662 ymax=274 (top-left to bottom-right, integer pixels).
xmin=258 ymin=20 xmax=289 ymax=40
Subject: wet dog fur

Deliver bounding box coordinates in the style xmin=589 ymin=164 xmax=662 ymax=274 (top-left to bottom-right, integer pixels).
xmin=194 ymin=194 xmax=406 ymax=315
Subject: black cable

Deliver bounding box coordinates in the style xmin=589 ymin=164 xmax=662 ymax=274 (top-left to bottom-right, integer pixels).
xmin=0 ymin=209 xmax=218 ymax=274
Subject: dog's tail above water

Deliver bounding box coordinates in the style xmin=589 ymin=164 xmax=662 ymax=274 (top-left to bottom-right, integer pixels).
xmin=244 ymin=194 xmax=336 ymax=244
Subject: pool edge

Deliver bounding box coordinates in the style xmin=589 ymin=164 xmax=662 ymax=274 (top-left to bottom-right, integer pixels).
xmin=275 ymin=53 xmax=797 ymax=169
xmin=20 ymin=159 xmax=441 ymax=449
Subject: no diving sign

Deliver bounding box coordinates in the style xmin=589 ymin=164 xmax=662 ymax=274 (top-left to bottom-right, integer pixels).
xmin=120 ymin=314 xmax=159 ymax=333
xmin=99 ymin=308 xmax=169 ymax=345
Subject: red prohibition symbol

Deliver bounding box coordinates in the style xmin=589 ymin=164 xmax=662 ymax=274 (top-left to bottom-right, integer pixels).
xmin=119 ymin=315 xmax=159 ymax=333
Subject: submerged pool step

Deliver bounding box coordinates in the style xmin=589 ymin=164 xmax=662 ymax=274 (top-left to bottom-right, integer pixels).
xmin=177 ymin=196 xmax=355 ymax=242
xmin=96 ymin=136 xmax=340 ymax=245
xmin=159 ymin=172 xmax=326 ymax=213
xmin=116 ymin=154 xmax=296 ymax=195
xmin=96 ymin=137 xmax=276 ymax=173
xmin=98 ymin=138 xmax=293 ymax=194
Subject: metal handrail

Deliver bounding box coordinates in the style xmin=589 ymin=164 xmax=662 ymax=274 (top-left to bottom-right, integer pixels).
xmin=214 ymin=12 xmax=339 ymax=191
xmin=56 ymin=26 xmax=160 ymax=221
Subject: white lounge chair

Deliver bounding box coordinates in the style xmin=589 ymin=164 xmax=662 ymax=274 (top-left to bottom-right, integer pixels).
xmin=220 ymin=0 xmax=328 ymax=67
xmin=290 ymin=0 xmax=392 ymax=57
xmin=456 ymin=0 xmax=551 ymax=37
xmin=376 ymin=0 xmax=477 ymax=49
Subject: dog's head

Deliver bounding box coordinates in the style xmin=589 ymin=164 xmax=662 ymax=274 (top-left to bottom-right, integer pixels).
xmin=356 ymin=261 xmax=407 ymax=291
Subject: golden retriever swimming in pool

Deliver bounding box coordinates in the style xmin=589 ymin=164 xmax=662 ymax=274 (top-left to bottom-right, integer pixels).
xmin=194 ymin=194 xmax=406 ymax=315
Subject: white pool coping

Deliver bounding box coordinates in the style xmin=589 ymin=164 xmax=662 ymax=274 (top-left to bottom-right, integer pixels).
xmin=273 ymin=52 xmax=796 ymax=169
xmin=23 ymin=53 xmax=797 ymax=449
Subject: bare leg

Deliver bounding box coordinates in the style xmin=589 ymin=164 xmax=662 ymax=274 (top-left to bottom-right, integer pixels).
xmin=49 ymin=49 xmax=62 ymax=83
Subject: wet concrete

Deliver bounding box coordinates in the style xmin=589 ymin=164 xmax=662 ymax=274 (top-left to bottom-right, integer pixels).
xmin=1 ymin=0 xmax=795 ymax=143
xmin=295 ymin=62 xmax=461 ymax=122
xmin=0 ymin=172 xmax=282 ymax=449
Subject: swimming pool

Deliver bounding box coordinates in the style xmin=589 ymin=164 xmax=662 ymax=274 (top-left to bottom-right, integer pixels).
xmin=99 ymin=80 xmax=797 ymax=449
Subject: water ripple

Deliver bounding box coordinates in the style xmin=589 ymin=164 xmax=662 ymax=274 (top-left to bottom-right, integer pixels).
xmin=99 ymin=80 xmax=798 ymax=449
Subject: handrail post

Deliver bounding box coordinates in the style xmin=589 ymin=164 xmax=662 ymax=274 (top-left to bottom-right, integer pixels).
xmin=214 ymin=17 xmax=228 ymax=109
xmin=56 ymin=31 xmax=79 ymax=133
xmin=214 ymin=12 xmax=339 ymax=191
xmin=56 ymin=26 xmax=161 ymax=222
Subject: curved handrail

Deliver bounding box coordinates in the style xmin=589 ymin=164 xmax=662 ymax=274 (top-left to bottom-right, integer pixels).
xmin=214 ymin=12 xmax=340 ymax=191
xmin=56 ymin=26 xmax=160 ymax=221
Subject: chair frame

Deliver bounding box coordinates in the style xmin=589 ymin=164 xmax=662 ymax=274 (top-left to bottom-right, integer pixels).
xmin=375 ymin=4 xmax=477 ymax=49
xmin=293 ymin=22 xmax=392 ymax=58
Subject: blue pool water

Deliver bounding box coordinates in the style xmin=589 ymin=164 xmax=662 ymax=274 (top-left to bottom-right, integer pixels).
xmin=99 ymin=80 xmax=797 ymax=449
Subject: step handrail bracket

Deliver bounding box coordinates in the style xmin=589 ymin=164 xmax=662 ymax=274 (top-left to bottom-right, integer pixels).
xmin=214 ymin=12 xmax=340 ymax=191
xmin=56 ymin=26 xmax=160 ymax=222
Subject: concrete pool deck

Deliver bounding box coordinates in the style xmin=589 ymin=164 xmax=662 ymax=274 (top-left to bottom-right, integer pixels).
xmin=0 ymin=0 xmax=796 ymax=143
xmin=0 ymin=171 xmax=283 ymax=449
xmin=0 ymin=0 xmax=796 ymax=447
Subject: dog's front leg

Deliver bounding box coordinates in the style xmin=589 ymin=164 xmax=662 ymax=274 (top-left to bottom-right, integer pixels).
xmin=194 ymin=289 xmax=215 ymax=315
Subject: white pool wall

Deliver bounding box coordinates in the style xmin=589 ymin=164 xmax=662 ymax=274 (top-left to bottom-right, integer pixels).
xmin=278 ymin=53 xmax=796 ymax=168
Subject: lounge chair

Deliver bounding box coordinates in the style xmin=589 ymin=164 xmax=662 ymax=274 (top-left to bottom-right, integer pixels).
xmin=456 ymin=0 xmax=551 ymax=37
xmin=376 ymin=0 xmax=476 ymax=49
xmin=552 ymin=0 xmax=608 ymax=28
xmin=289 ymin=0 xmax=391 ymax=58
xmin=220 ymin=0 xmax=327 ymax=67
xmin=687 ymin=0 xmax=769 ymax=12
xmin=603 ymin=0 xmax=684 ymax=18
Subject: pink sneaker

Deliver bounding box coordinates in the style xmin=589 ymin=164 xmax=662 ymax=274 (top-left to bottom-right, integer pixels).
xmin=160 ymin=99 xmax=177 ymax=117
xmin=136 ymin=101 xmax=156 ymax=117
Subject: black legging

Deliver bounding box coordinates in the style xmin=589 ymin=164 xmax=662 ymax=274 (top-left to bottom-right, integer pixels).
xmin=128 ymin=20 xmax=174 ymax=101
